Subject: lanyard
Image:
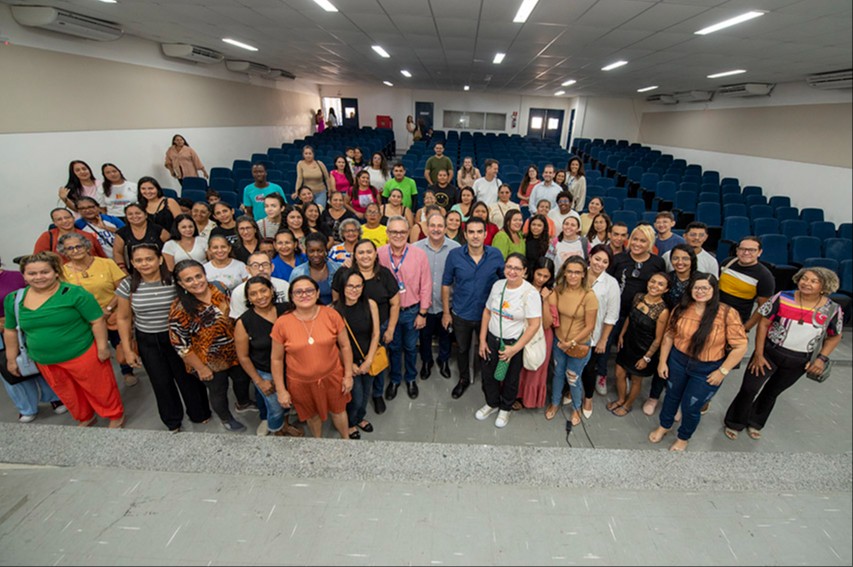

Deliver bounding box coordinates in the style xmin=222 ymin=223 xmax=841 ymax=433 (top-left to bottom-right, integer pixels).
xmin=388 ymin=245 xmax=409 ymax=281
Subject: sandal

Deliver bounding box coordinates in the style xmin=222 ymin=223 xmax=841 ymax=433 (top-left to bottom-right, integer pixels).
xmin=669 ymin=439 xmax=688 ymax=452
xmin=544 ymin=404 xmax=558 ymax=421
xmin=724 ymin=427 xmax=739 ymax=440
xmin=611 ymin=405 xmax=632 ymax=417
xmin=348 ymin=429 xmax=361 ymax=440
xmin=747 ymin=427 xmax=762 ymax=440
xmin=606 ymin=400 xmax=624 ymax=412
xmin=571 ymin=411 xmax=581 ymax=426
xmin=648 ymin=427 xmax=669 ymax=444
xmin=357 ymin=420 xmax=374 ymax=432
xmin=512 ymin=400 xmax=524 ymax=411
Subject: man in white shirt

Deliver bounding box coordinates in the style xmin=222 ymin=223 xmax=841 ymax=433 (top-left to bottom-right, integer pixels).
xmin=548 ymin=190 xmax=582 ymax=231
xmin=229 ymin=251 xmax=290 ymax=319
xmin=472 ymin=159 xmax=502 ymax=205
xmin=528 ymin=164 xmax=561 ymax=210
xmin=663 ymin=221 xmax=719 ymax=275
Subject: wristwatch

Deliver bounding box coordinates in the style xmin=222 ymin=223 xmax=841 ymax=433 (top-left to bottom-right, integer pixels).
xmin=817 ymin=354 xmax=830 ymax=363
xmin=718 ymin=367 xmax=730 ymax=376
xmin=418 ymin=311 xmax=427 ymax=317
xmin=642 ymin=355 xmax=651 ymax=363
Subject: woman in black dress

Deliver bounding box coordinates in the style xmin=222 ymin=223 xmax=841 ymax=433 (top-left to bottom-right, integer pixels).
xmin=608 ymin=272 xmax=670 ymax=416
xmin=113 ymin=203 xmax=169 ymax=272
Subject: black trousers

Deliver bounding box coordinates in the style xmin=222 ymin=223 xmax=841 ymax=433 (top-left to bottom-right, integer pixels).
xmin=135 ymin=329 xmax=211 ymax=429
xmin=205 ymin=365 xmax=251 ymax=422
xmin=452 ymin=314 xmax=481 ymax=384
xmin=481 ymin=332 xmax=523 ymax=411
xmin=581 ymin=350 xmax=604 ymax=399
xmin=724 ymin=342 xmax=811 ymax=431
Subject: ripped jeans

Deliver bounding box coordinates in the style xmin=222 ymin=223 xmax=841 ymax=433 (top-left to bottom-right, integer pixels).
xmin=658 ymin=348 xmax=723 ymax=441
xmin=551 ymin=337 xmax=592 ymax=410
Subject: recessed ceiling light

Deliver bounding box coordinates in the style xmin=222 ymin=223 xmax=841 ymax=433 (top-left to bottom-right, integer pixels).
xmin=694 ymin=11 xmax=765 ymax=35
xmin=493 ymin=52 xmax=506 ymax=64
xmin=463 ymin=85 xmax=470 ymax=91
xmin=601 ymin=60 xmax=628 ymax=71
xmin=97 ymin=0 xmax=117 ymax=3
xmin=400 ymin=70 xmax=412 ymax=78
xmin=707 ymin=69 xmax=746 ymax=78
xmin=561 ymin=79 xmax=576 ymax=87
xmin=222 ymin=38 xmax=258 ymax=52
xmin=513 ymin=0 xmax=539 ymax=23
xmin=555 ymin=90 xmax=566 ymax=96
xmin=372 ymin=45 xmax=390 ymax=58
xmin=383 ymin=81 xmax=393 ymax=87
xmin=637 ymin=85 xmax=658 ymax=93
xmin=311 ymin=0 xmax=338 ymax=12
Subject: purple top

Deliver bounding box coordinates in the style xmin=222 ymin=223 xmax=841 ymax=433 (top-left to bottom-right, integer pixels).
xmin=0 ymin=270 xmax=26 ymax=319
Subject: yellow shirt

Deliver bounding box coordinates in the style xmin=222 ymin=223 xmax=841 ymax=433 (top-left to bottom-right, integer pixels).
xmin=362 ymin=224 xmax=388 ymax=248
xmin=62 ymin=257 xmax=127 ymax=309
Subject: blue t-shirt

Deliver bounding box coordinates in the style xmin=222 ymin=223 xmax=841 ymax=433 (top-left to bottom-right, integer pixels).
xmin=290 ymin=260 xmax=341 ymax=305
xmin=272 ymin=253 xmax=307 ymax=282
xmin=243 ymin=183 xmax=285 ymax=220
xmin=655 ymin=233 xmax=685 ymax=256
xmin=441 ymin=245 xmax=505 ymax=321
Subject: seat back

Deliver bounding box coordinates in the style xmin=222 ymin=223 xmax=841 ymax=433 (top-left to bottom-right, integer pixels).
xmin=745 ymin=194 xmax=767 ymax=207
xmin=780 ymin=219 xmax=808 ymax=239
xmin=742 ymin=185 xmax=763 ymax=197
xmin=723 ymin=203 xmax=748 ymax=219
xmin=696 ymin=202 xmax=721 ymax=226
xmin=790 ymin=236 xmax=822 ymax=265
xmin=810 ymin=221 xmax=836 ymax=241
xmin=721 ymin=216 xmax=750 ymax=242
xmin=752 ymin=217 xmax=779 ymax=236
xmin=674 ymin=191 xmax=697 ymax=213
xmin=824 ymin=238 xmax=853 ymax=264
xmin=800 ymin=208 xmax=824 ymax=224
xmin=760 ymin=234 xmax=790 ymax=266
xmin=839 ymin=223 xmax=853 ymax=240
xmin=611 ymin=210 xmax=638 ymax=228
xmin=622 ymin=198 xmax=645 ymax=216
xmin=768 ymin=195 xmax=791 ymax=210
xmin=775 ymin=206 xmax=799 ymax=222
xmin=655 ymin=181 xmax=677 ymax=201
xmin=181 ymin=177 xmax=208 ymax=192
xmin=803 ymin=257 xmax=839 ymax=272
xmin=181 ymin=189 xmax=207 ymax=203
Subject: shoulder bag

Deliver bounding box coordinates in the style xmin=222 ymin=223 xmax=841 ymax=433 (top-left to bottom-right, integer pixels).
xmin=522 ymin=289 xmax=547 ymax=371
xmin=805 ymin=300 xmax=836 ymax=383
xmin=11 ymin=289 xmax=42 ymax=381
xmin=344 ymin=316 xmax=388 ymax=376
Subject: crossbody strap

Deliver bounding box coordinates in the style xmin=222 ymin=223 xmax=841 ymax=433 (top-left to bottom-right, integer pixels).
xmin=343 ymin=317 xmax=367 ymax=359
xmin=562 ymin=290 xmax=588 ymax=343
xmin=14 ymin=289 xmax=28 ymax=349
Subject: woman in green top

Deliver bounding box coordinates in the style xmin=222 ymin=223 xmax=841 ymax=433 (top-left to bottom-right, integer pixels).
xmin=492 ymin=209 xmax=526 ymax=260
xmin=3 ymin=251 xmax=125 ymax=428
xmin=450 ymin=187 xmax=475 ymax=222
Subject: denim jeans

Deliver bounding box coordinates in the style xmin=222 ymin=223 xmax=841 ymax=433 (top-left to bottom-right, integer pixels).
xmin=419 ymin=312 xmax=452 ymax=366
xmin=1 ymin=374 xmax=59 ymax=416
xmin=348 ymin=373 xmax=374 ymax=427
xmin=256 ymin=370 xmax=286 ymax=433
xmin=551 ymin=338 xmax=593 ymax=410
xmin=659 ymin=349 xmax=723 ymax=441
xmin=389 ymin=306 xmax=419 ymax=385
xmin=371 ymin=320 xmax=389 ymax=398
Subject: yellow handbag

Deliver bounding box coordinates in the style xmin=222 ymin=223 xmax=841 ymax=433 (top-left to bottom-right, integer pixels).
xmin=344 ymin=319 xmax=389 ymax=376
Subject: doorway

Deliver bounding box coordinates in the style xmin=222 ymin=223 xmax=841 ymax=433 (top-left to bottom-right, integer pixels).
xmin=322 ymin=97 xmax=342 ymax=128
xmin=415 ymin=101 xmax=434 ymax=132
xmin=341 ymin=97 xmax=359 ymax=128
xmin=527 ymin=108 xmax=564 ymax=144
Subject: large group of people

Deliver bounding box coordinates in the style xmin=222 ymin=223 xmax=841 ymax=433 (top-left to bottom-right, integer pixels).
xmin=0 ymin=140 xmax=844 ymax=451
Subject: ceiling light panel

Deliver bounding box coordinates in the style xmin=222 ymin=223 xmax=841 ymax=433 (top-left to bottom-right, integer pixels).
xmin=311 ymin=0 xmax=339 ymax=12
xmin=222 ymin=38 xmax=258 ymax=52
xmin=637 ymin=85 xmax=658 ymax=92
xmin=601 ymin=60 xmax=628 ymax=71
xmin=561 ymin=79 xmax=577 ymax=87
xmin=513 ymin=0 xmax=539 ymax=23
xmin=400 ymin=70 xmax=412 ymax=77
xmin=493 ymin=52 xmax=506 ymax=64
xmin=707 ymin=69 xmax=746 ymax=78
xmin=383 ymin=80 xmax=393 ymax=86
xmin=372 ymin=45 xmax=390 ymax=58
xmin=694 ymin=11 xmax=765 ymax=35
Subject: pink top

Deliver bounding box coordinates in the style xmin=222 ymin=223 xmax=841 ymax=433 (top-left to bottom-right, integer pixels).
xmin=350 ymin=185 xmax=378 ymax=215
xmin=377 ymin=244 xmax=432 ymax=311
xmin=165 ymin=146 xmax=204 ymax=179
xmin=331 ymin=170 xmax=352 ymax=198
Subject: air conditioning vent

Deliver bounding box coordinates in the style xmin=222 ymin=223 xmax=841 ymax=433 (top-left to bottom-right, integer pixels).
xmin=161 ymin=43 xmax=224 ymax=64
xmin=269 ymin=68 xmax=296 ymax=80
xmin=674 ymin=90 xmax=713 ymax=103
xmin=225 ymin=60 xmax=271 ymax=76
xmin=646 ymin=94 xmax=678 ymax=105
xmin=806 ymin=69 xmax=852 ymax=90
xmin=11 ymin=5 xmax=123 ymax=41
xmin=716 ymin=83 xmax=774 ymax=97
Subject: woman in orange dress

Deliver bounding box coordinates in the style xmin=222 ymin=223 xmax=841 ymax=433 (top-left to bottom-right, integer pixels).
xmin=271 ymin=275 xmax=354 ymax=438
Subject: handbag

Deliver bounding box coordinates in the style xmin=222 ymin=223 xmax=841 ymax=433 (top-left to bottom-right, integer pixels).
xmin=12 ymin=289 xmax=41 ymax=380
xmin=805 ymin=315 xmax=833 ymax=383
xmin=562 ymin=291 xmax=591 ymax=358
xmin=522 ymin=293 xmax=547 ymax=371
xmin=493 ymin=283 xmax=510 ymax=382
xmin=344 ymin=317 xmax=389 ymax=376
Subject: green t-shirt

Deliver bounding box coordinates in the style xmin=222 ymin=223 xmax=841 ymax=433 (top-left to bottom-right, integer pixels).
xmin=243 ymin=183 xmax=285 ymax=220
xmin=4 ymin=282 xmax=103 ymax=365
xmin=424 ymin=155 xmax=453 ymax=184
xmin=382 ymin=177 xmax=418 ymax=209
xmin=491 ymin=231 xmax=526 ymax=260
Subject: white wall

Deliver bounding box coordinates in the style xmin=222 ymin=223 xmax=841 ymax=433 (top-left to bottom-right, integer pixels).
xmin=571 ymin=96 xmax=644 ymax=143
xmin=319 ymin=84 xmax=576 ymax=151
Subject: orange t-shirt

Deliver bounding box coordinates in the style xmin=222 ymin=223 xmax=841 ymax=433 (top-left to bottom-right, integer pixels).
xmin=270 ymin=306 xmax=345 ymax=383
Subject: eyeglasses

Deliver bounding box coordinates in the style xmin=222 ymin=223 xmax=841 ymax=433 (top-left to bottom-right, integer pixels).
xmin=292 ymin=288 xmax=316 ymax=297
xmin=504 ymin=265 xmax=524 ymax=273
xmin=631 ymin=262 xmax=644 ymax=278
xmin=345 ymin=284 xmax=364 ymax=290
xmin=64 ymin=245 xmax=87 ymax=252
xmin=565 ymin=270 xmax=584 ymax=276
xmin=342 ymin=228 xmax=359 ymax=234
xmin=387 ymin=230 xmax=408 ymax=236
xmin=737 ymin=247 xmax=759 ymax=254
xmin=248 ymin=262 xmax=272 ymax=270
xmin=77 ymin=205 xmax=98 ymax=211
xmin=693 ymin=286 xmax=713 ymax=293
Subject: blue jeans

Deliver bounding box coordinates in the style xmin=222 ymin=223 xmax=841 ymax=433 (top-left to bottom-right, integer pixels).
xmin=372 ymin=320 xmax=389 ymax=398
xmin=389 ymin=306 xmax=418 ymax=385
xmin=659 ymin=349 xmax=723 ymax=441
xmin=256 ymin=370 xmax=285 ymax=433
xmin=551 ymin=338 xmax=593 ymax=410
xmin=348 ymin=373 xmax=374 ymax=427
xmin=1 ymin=374 xmax=59 ymax=416
xmin=314 ymin=190 xmax=327 ymax=208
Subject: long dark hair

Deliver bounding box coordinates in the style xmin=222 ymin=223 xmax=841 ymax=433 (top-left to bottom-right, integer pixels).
xmin=137 ymin=176 xmax=164 ymax=209
xmin=668 ymin=243 xmax=698 ymax=276
xmin=274 ymin=227 xmax=301 ymax=256
xmin=668 ymin=272 xmax=722 ymax=359
xmin=502 ymin=209 xmax=522 ymax=237
xmin=170 ymin=214 xmax=199 ymax=240
xmin=65 ymin=160 xmax=96 ymax=201
xmin=244 ymin=275 xmax=274 ymax=309
xmin=520 ymin=164 xmax=538 ymax=192
xmin=129 ymin=243 xmax=171 ymax=292
xmin=173 ymin=259 xmax=209 ymax=312
xmin=334 ymin=269 xmax=368 ymax=314
xmin=333 ymin=155 xmax=355 ymax=187
xmin=586 ymin=212 xmax=612 ymax=241
xmin=528 ymin=257 xmax=556 ymax=288
xmin=526 ymin=213 xmax=551 ymax=258
xmin=101 ymin=163 xmax=126 ymax=197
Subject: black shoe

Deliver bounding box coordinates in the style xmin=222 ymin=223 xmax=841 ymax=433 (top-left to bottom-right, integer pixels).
xmin=451 ymin=379 xmax=470 ymax=399
xmin=439 ymin=360 xmax=451 ymax=379
xmin=407 ymin=381 xmax=419 ymax=399
xmin=420 ymin=361 xmax=433 ymax=380
xmin=385 ymin=382 xmax=399 ymax=401
xmin=372 ymin=396 xmax=386 ymax=415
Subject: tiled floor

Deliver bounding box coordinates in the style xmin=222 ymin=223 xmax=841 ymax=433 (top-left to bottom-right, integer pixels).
xmin=0 ymin=331 xmax=850 ymax=565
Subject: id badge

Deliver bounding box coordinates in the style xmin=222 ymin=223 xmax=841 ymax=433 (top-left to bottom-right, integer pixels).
xmin=398 ymin=280 xmax=407 ymax=293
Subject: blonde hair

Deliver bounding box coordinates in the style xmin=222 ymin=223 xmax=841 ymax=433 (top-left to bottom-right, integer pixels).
xmin=554 ymin=256 xmax=589 ymax=294
xmin=630 ymin=224 xmax=657 ymax=254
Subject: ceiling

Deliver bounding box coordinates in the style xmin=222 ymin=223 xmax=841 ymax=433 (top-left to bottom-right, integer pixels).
xmin=5 ymin=0 xmax=853 ymax=97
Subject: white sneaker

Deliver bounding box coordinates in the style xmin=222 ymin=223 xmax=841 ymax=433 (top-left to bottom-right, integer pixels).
xmin=475 ymin=404 xmax=499 ymax=421
xmin=18 ymin=414 xmax=36 ymax=423
xmin=562 ymin=394 xmax=572 ymax=406
xmin=256 ymin=419 xmax=269 ymax=436
xmin=595 ymin=375 xmax=608 ymax=396
xmin=495 ymin=410 xmax=511 ymax=428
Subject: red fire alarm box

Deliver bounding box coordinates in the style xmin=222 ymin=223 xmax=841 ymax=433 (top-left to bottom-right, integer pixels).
xmin=376 ymin=115 xmax=393 ymax=129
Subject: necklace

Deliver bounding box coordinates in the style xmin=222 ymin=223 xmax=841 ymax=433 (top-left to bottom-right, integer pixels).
xmin=796 ymin=291 xmax=820 ymax=325
xmin=296 ymin=307 xmax=319 ymax=344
